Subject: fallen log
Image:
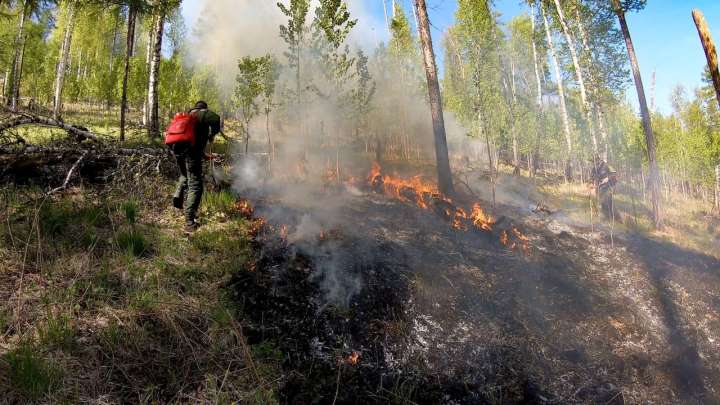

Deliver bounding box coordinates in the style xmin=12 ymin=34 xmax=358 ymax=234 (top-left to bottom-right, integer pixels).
xmin=0 ymin=113 xmax=102 ymax=142
xmin=0 ymin=142 xmax=174 ymax=189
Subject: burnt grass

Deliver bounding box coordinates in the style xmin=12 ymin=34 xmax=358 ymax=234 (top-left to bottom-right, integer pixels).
xmin=224 ymin=185 xmax=720 ymax=404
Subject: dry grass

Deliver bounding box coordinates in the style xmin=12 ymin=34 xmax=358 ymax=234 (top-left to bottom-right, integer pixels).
xmin=0 ymin=177 xmax=281 ymax=403
xmin=540 ymin=179 xmax=720 ymax=258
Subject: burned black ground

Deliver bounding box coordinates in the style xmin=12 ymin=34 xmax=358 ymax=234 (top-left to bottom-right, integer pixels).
xmin=228 ymin=183 xmax=720 ymax=404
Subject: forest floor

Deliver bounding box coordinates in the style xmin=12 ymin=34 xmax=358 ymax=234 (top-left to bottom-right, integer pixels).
xmin=1 ymin=121 xmax=719 ymax=403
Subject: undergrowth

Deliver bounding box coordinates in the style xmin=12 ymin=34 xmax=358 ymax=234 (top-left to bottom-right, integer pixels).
xmin=0 ymin=180 xmax=280 ymax=403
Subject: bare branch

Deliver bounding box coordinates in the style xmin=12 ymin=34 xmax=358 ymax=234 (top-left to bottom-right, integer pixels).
xmin=47 ymin=151 xmax=89 ymax=195
xmin=0 ymin=113 xmax=102 ymax=142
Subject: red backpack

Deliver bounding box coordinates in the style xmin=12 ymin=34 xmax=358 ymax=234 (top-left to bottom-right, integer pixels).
xmin=164 ymin=112 xmax=198 ymax=146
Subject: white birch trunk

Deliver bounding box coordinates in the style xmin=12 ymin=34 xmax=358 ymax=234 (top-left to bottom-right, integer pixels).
xmin=552 ymin=0 xmax=597 ymax=154
xmin=143 ymin=19 xmax=155 ymax=127
xmin=53 ymin=2 xmax=77 ymax=120
xmin=531 ymin=3 xmax=543 ymax=110
xmin=147 ymin=13 xmax=164 ymax=137
xmin=10 ymin=1 xmax=27 ymax=110
xmin=541 ymin=2 xmax=573 ymax=180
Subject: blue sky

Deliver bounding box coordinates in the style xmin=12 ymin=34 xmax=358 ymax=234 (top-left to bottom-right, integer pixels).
xmin=182 ymin=0 xmax=720 ymax=115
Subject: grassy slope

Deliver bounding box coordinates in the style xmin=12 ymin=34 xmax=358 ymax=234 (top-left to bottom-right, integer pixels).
xmin=0 ymin=179 xmax=280 ymax=403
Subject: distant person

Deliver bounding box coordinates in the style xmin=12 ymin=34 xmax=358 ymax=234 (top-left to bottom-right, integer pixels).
xmin=168 ymin=101 xmax=221 ymax=232
xmin=591 ymin=157 xmax=617 ymax=219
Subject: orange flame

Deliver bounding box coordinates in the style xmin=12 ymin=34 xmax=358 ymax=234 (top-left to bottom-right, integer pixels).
xmin=345 ymin=351 xmax=360 ymax=365
xmin=471 ymin=203 xmax=494 ymax=231
xmin=366 ymin=163 xmax=531 ymax=254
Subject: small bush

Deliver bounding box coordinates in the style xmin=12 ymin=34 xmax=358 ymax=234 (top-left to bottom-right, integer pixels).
xmin=37 ymin=311 xmax=76 ymax=351
xmin=116 ymin=229 xmax=148 ymax=257
xmin=4 ymin=346 xmax=61 ymax=401
xmin=121 ymin=199 xmax=139 ymax=225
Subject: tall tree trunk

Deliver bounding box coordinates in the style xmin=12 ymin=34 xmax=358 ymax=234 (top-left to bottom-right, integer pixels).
xmin=612 ymin=0 xmax=662 ymax=228
xmin=552 ymin=0 xmax=597 ymax=154
xmin=53 ymin=1 xmax=77 ymax=120
xmin=574 ymin=3 xmax=611 ymax=161
xmin=531 ymin=3 xmax=543 ymax=110
xmin=120 ymin=6 xmax=138 ymax=141
xmin=530 ymin=2 xmax=543 ymax=177
xmin=109 ymin=9 xmax=119 ymax=73
xmin=693 ymin=9 xmax=720 ymax=110
xmin=10 ymin=0 xmax=27 ymax=110
xmin=541 ymin=2 xmax=573 ymax=181
xmin=510 ymin=58 xmax=520 ymax=175
xmin=143 ymin=20 xmax=155 ymax=127
xmin=147 ymin=12 xmax=164 ymax=138
xmin=414 ymin=0 xmax=454 ymax=195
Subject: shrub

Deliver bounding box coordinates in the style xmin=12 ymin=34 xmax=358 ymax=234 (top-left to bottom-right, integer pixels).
xmin=121 ymin=199 xmax=139 ymax=225
xmin=37 ymin=311 xmax=76 ymax=351
xmin=116 ymin=229 xmax=148 ymax=257
xmin=4 ymin=346 xmax=61 ymax=401
xmin=39 ymin=202 xmax=73 ymax=236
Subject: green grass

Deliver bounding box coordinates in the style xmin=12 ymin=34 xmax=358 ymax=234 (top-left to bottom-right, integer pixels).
xmin=116 ymin=229 xmax=149 ymax=257
xmin=37 ymin=311 xmax=76 ymax=351
xmin=4 ymin=346 xmax=62 ymax=401
xmin=0 ymin=177 xmax=278 ymax=402
xmin=120 ymin=199 xmax=139 ymax=225
xmin=203 ymin=190 xmax=236 ymax=214
xmin=39 ymin=202 xmax=74 ymax=236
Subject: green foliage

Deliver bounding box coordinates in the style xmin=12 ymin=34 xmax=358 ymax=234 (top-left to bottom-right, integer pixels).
xmin=116 ymin=229 xmax=148 ymax=257
xmin=39 ymin=202 xmax=73 ymax=236
xmin=4 ymin=346 xmax=61 ymax=401
xmin=37 ymin=311 xmax=76 ymax=351
xmin=120 ymin=199 xmax=139 ymax=225
xmin=235 ymin=55 xmax=276 ymax=137
xmin=202 ymin=190 xmax=236 ymax=214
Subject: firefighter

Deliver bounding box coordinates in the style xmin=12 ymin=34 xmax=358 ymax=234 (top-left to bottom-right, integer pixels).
xmin=172 ymin=101 xmax=222 ymax=232
xmin=591 ymin=156 xmax=617 ymax=219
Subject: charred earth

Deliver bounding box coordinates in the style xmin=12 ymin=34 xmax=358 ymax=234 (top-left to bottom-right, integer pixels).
xmin=228 ymin=170 xmax=720 ymax=404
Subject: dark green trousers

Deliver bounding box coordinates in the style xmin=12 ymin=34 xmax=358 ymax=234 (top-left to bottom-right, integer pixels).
xmin=173 ymin=144 xmax=204 ymax=225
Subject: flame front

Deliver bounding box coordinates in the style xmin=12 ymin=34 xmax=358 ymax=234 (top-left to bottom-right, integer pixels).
xmin=345 ymin=351 xmax=360 ymax=365
xmin=367 ymin=162 xmax=531 ymax=255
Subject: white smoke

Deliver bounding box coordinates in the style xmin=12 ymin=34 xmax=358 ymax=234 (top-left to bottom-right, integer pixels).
xmin=185 ymin=0 xmax=386 ymax=89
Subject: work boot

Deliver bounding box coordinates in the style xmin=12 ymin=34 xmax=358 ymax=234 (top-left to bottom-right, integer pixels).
xmin=183 ymin=221 xmax=200 ymax=234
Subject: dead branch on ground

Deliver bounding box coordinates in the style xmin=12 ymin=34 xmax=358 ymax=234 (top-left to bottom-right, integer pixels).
xmin=0 ymin=112 xmax=101 ymax=142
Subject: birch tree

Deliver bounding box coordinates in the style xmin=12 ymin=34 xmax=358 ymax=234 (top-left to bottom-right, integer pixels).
xmin=541 ymin=0 xmax=573 ymax=180
xmin=119 ymin=3 xmax=137 ymax=140
xmin=52 ymin=0 xmax=77 ymax=119
xmin=147 ymin=7 xmax=164 ymax=137
xmin=550 ymin=0 xmax=597 ymax=154
xmin=9 ymin=0 xmax=27 ymax=110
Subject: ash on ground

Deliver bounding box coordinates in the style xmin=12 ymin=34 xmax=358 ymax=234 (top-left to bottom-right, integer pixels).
xmin=228 ymin=180 xmax=720 ymax=404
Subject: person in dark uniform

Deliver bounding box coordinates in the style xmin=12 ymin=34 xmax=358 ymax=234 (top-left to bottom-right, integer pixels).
xmin=591 ymin=157 xmax=617 ymax=219
xmin=172 ymin=101 xmax=221 ymax=232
